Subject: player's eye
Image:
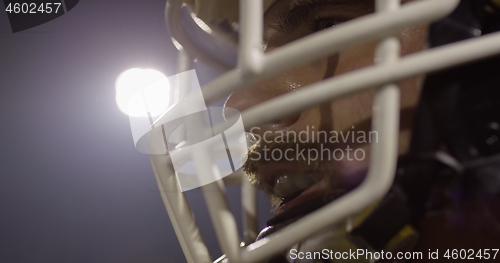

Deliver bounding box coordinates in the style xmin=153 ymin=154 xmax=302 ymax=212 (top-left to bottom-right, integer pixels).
xmin=264 ymin=0 xmax=374 ymax=48
xmin=308 ymin=17 xmax=340 ymax=32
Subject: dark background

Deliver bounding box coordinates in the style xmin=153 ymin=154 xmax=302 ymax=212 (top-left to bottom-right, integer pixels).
xmin=0 ymin=1 xmax=272 ymax=262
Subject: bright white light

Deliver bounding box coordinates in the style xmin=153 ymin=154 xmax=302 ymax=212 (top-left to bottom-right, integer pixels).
xmin=115 ymin=68 xmax=171 ymax=117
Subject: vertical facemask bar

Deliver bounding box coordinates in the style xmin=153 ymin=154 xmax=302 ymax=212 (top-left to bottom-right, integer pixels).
xmin=200 ymin=1 xmax=266 ymax=261
xmin=150 ymin=156 xmax=211 ymax=263
xmin=237 ymin=0 xmax=260 ymax=248
xmin=149 ymin=49 xmax=212 ymax=263
xmin=238 ymin=0 xmax=264 ymax=75
xmin=242 ymin=176 xmax=258 ymax=244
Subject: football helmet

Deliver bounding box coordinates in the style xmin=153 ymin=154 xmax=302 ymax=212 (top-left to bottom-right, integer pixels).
xmin=149 ymin=0 xmax=500 ymax=262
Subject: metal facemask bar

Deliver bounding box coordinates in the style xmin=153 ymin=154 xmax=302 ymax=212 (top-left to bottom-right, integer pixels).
xmin=150 ymin=0 xmax=500 ymax=262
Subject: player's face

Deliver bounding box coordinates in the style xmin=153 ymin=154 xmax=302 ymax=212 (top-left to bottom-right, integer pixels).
xmin=225 ymin=0 xmax=427 ymax=215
